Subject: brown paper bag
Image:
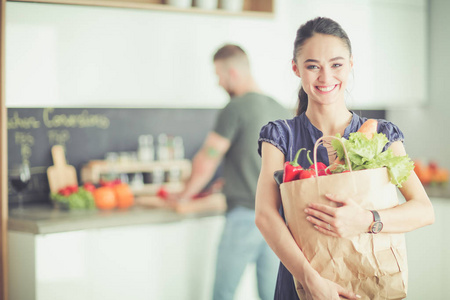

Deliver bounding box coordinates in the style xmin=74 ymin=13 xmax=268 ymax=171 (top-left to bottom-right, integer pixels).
xmin=279 ymin=137 xmax=408 ymax=300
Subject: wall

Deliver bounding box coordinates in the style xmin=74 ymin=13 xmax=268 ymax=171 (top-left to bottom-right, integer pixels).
xmin=5 ymin=1 xmax=299 ymax=109
xmin=387 ymin=0 xmax=450 ymax=169
xmin=6 ymin=1 xmax=428 ymax=111
xmin=284 ymin=0 xmax=427 ymax=109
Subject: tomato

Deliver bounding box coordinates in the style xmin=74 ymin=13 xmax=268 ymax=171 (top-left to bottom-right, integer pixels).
xmin=156 ymin=187 xmax=169 ymax=200
xmin=67 ymin=185 xmax=79 ymax=193
xmin=83 ymin=182 xmax=96 ymax=192
xmin=58 ymin=187 xmax=72 ymax=196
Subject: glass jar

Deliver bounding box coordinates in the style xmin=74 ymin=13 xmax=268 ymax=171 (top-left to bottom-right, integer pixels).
xmin=157 ymin=134 xmax=170 ymax=161
xmin=138 ymin=135 xmax=155 ymax=162
xmin=173 ymin=136 xmax=185 ymax=160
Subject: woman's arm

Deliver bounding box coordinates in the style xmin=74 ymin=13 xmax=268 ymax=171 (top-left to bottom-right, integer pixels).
xmin=255 ymin=142 xmax=359 ymax=300
xmin=376 ymin=141 xmax=435 ymax=233
xmin=305 ymin=141 xmax=435 ymax=236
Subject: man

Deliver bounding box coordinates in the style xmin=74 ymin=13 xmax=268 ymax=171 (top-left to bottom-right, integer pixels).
xmin=175 ymin=44 xmax=290 ymax=300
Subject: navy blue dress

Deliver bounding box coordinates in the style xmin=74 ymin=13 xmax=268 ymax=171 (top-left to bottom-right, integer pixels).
xmin=257 ymin=112 xmax=405 ymax=299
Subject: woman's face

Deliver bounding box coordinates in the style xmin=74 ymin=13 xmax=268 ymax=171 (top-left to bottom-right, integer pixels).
xmin=292 ymin=33 xmax=353 ymax=107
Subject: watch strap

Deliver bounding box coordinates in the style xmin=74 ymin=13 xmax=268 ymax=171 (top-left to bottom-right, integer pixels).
xmin=369 ymin=210 xmax=383 ymax=234
xmin=370 ymin=210 xmax=380 ymax=222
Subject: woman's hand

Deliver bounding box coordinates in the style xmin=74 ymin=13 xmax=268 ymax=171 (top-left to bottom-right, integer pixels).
xmin=302 ymin=273 xmax=360 ymax=300
xmin=304 ymin=193 xmax=372 ymax=238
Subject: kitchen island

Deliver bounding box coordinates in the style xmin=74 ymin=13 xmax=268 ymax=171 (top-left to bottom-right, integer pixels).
xmin=8 ymin=203 xmax=235 ymax=300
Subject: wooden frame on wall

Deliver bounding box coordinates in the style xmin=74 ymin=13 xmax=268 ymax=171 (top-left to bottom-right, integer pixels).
xmin=0 ymin=0 xmax=7 ymax=298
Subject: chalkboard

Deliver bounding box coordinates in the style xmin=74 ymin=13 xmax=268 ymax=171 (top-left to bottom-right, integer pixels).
xmin=7 ymin=107 xmax=220 ymax=206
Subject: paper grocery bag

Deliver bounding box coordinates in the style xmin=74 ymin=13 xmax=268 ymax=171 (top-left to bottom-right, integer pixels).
xmin=279 ymin=137 xmax=408 ymax=300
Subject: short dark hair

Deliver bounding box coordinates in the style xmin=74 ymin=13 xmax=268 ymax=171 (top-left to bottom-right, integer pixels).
xmin=213 ymin=44 xmax=247 ymax=62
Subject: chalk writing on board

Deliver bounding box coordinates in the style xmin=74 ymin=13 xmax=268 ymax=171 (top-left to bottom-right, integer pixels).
xmin=43 ymin=108 xmax=110 ymax=129
xmin=7 ymin=111 xmax=41 ymax=129
xmin=47 ymin=129 xmax=71 ymax=147
xmin=14 ymin=132 xmax=34 ymax=165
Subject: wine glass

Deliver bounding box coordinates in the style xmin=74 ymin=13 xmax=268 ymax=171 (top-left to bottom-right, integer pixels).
xmin=9 ymin=163 xmax=31 ymax=213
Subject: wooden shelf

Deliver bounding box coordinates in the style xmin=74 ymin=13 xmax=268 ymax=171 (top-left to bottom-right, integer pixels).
xmin=81 ymin=159 xmax=192 ymax=185
xmin=132 ymin=181 xmax=185 ymax=195
xmin=9 ymin=0 xmax=275 ymax=18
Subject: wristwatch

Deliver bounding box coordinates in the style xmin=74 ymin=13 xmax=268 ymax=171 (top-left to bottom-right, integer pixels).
xmin=369 ymin=210 xmax=383 ymax=234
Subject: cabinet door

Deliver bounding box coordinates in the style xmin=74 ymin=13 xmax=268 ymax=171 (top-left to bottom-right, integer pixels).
xmin=33 ymin=217 xmax=226 ymax=300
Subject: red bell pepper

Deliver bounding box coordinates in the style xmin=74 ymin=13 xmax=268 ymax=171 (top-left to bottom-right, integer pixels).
xmin=299 ymin=168 xmax=316 ymax=179
xmin=299 ymin=150 xmax=329 ymax=179
xmin=283 ymin=148 xmax=305 ymax=182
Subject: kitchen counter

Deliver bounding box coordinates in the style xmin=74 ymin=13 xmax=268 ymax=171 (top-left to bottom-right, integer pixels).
xmin=8 ymin=202 xmax=225 ymax=235
xmin=425 ymin=184 xmax=450 ymax=199
xmin=8 ymin=186 xmax=447 ymax=235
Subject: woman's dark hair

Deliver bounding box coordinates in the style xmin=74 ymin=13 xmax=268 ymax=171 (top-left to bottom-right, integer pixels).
xmin=293 ymin=17 xmax=352 ymax=115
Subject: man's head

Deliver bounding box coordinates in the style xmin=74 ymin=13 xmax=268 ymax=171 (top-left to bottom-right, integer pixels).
xmin=213 ymin=44 xmax=251 ymax=98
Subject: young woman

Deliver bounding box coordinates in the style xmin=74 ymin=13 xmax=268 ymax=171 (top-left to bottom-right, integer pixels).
xmin=255 ymin=17 xmax=434 ymax=300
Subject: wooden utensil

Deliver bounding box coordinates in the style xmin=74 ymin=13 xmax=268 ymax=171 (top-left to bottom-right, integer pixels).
xmin=47 ymin=145 xmax=78 ymax=193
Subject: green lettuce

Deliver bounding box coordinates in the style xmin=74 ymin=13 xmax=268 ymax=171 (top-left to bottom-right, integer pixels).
xmin=331 ymin=132 xmax=414 ymax=187
xmin=50 ymin=187 xmax=96 ymax=210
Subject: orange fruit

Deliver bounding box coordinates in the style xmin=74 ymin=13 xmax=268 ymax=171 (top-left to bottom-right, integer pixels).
xmin=93 ymin=186 xmax=117 ymax=210
xmin=113 ymin=183 xmax=134 ymax=209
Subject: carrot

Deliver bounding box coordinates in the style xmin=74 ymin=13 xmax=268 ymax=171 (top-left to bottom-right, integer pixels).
xmin=358 ymin=119 xmax=378 ymax=139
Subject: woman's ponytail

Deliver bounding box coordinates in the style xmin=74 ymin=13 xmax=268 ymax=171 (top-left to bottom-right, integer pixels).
xmin=296 ymin=86 xmax=308 ymax=116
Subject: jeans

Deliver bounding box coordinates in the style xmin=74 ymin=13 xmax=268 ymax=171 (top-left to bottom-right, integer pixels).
xmin=213 ymin=206 xmax=279 ymax=300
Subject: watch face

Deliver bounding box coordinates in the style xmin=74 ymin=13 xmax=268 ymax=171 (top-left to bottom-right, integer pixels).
xmin=371 ymin=221 xmax=383 ymax=234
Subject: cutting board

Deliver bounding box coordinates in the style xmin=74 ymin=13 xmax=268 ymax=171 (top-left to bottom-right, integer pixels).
xmin=47 ymin=145 xmax=78 ymax=193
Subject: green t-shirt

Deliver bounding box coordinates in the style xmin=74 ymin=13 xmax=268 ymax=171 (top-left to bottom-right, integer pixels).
xmin=213 ymin=92 xmax=290 ymax=211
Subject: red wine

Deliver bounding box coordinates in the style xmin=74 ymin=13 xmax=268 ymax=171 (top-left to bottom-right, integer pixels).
xmin=10 ymin=178 xmax=30 ymax=192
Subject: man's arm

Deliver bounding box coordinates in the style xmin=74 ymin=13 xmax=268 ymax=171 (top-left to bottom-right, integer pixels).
xmin=177 ymin=131 xmax=230 ymax=201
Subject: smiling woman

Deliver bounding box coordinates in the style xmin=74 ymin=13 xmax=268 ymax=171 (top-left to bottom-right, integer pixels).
xmin=255 ymin=16 xmax=434 ymax=300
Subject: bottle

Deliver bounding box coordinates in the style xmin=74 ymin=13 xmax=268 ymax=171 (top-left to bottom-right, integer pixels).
xmin=157 ymin=134 xmax=170 ymax=161
xmin=152 ymin=167 xmax=165 ymax=185
xmin=138 ymin=135 xmax=155 ymax=162
xmin=104 ymin=152 xmax=119 ymax=182
xmin=173 ymin=136 xmax=185 ymax=160
xmin=167 ymin=166 xmax=181 ymax=183
xmin=131 ymin=172 xmax=144 ymax=190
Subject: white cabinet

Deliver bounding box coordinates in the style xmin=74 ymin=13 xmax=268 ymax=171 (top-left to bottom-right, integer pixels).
xmin=9 ymin=216 xmax=225 ymax=300
xmin=9 ymin=215 xmax=262 ymax=300
xmin=288 ymin=0 xmax=427 ymax=109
